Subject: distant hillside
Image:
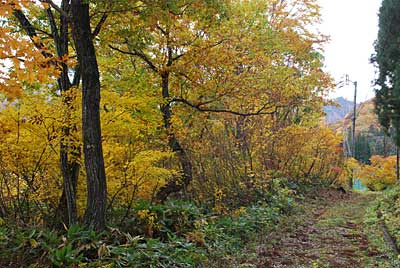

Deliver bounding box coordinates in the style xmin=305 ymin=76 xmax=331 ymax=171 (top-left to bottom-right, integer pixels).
xmin=324 ymin=97 xmax=354 ymax=123
xmin=331 ymin=98 xmax=397 ymax=159
xmin=341 ymin=99 xmax=380 ymax=134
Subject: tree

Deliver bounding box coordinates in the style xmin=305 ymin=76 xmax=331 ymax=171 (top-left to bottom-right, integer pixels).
xmin=0 ymin=2 xmax=60 ymax=96
xmin=7 ymin=0 xmax=109 ymax=229
xmin=13 ymin=1 xmax=81 ymax=226
xmin=105 ymin=0 xmax=331 ymax=202
xmin=374 ymin=0 xmax=400 ymax=147
xmin=70 ymin=0 xmax=107 ymax=231
xmin=0 ymin=1 xmax=79 ymax=225
xmin=107 ymin=0 xmax=230 ymax=201
xmin=10 ymin=0 xmax=108 ymax=230
xmin=359 ymin=155 xmax=397 ymax=191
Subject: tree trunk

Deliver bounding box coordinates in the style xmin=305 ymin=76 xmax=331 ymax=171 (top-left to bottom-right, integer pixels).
xmin=57 ymin=1 xmax=79 ymax=226
xmin=14 ymin=5 xmax=80 ymax=227
xmin=156 ymin=73 xmax=193 ymax=202
xmin=70 ymin=1 xmax=107 ymax=231
xmin=57 ymin=155 xmax=79 ymax=225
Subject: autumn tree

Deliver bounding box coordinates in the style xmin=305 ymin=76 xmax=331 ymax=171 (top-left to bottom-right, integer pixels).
xmin=1 ymin=0 xmax=109 ymax=229
xmin=0 ymin=2 xmax=66 ymax=222
xmin=3 ymin=0 xmax=81 ymax=225
xmin=0 ymin=1 xmax=57 ymax=95
xmin=12 ymin=1 xmax=82 ymax=226
xmin=106 ymin=0 xmax=232 ymax=201
xmin=103 ymin=0 xmax=333 ymax=203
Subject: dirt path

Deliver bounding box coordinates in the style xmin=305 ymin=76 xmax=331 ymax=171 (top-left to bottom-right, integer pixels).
xmin=253 ymin=192 xmax=391 ymax=268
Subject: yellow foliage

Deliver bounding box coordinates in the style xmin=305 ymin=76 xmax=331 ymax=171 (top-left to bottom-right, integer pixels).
xmin=359 ymin=155 xmax=397 ymax=191
xmin=335 ymin=158 xmax=360 ymax=187
xmin=0 ymin=0 xmax=345 ymax=223
xmin=0 ymin=83 xmax=177 ymax=217
xmin=0 ymin=92 xmax=63 ymax=211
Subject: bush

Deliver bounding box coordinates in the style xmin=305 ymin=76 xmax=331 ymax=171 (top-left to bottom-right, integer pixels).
xmin=122 ymin=199 xmax=203 ymax=239
xmin=0 ymin=186 xmax=296 ymax=268
xmin=359 ymin=155 xmax=397 ymax=191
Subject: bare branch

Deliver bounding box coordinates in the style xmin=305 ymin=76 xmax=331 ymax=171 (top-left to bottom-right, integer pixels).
xmin=156 ymin=24 xmax=167 ymax=36
xmin=172 ymin=53 xmax=185 ymax=63
xmin=72 ymin=64 xmax=81 ymax=87
xmin=193 ymin=38 xmax=229 ymax=50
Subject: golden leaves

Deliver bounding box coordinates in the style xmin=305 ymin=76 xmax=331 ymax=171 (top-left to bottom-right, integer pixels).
xmin=359 ymin=155 xmax=397 ymax=190
xmin=0 ymin=92 xmax=63 ymax=206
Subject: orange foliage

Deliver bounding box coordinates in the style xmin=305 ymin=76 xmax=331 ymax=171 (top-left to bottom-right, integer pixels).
xmin=0 ymin=1 xmax=60 ymax=97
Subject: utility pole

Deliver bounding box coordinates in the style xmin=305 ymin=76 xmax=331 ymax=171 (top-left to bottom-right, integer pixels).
xmin=397 ymin=146 xmax=399 ymax=182
xmin=389 ymin=127 xmax=399 ymax=183
xmin=352 ymin=81 xmax=357 ymax=158
xmin=344 ymin=75 xmax=357 ymax=190
xmin=345 ymin=74 xmax=357 ymax=158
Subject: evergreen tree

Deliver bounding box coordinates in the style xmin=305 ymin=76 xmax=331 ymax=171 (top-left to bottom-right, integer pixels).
xmin=373 ymin=0 xmax=400 ymax=146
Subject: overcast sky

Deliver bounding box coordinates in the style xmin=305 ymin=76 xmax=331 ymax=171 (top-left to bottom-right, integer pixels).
xmin=318 ymin=0 xmax=382 ymax=102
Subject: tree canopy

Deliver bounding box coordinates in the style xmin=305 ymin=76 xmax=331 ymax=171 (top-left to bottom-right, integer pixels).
xmin=0 ymin=0 xmax=343 ymax=239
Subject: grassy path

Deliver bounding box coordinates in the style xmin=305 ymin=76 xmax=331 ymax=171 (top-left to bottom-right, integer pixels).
xmin=252 ymin=191 xmax=392 ymax=268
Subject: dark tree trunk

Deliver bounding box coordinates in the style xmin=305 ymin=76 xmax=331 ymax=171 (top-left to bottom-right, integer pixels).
xmin=70 ymin=1 xmax=107 ymax=231
xmin=57 ymin=155 xmax=79 ymax=225
xmin=156 ymin=73 xmax=193 ymax=202
xmin=57 ymin=1 xmax=79 ymax=226
xmin=14 ymin=4 xmax=80 ymax=227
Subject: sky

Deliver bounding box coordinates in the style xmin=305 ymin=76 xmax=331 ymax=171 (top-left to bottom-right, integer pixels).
xmin=318 ymin=0 xmax=382 ymax=102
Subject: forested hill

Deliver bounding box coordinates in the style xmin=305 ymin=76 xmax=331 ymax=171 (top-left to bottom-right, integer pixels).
xmin=324 ymin=97 xmax=355 ymax=123
xmin=330 ymin=98 xmax=397 ymax=160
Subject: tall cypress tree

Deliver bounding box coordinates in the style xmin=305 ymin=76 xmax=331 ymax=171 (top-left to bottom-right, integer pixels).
xmin=374 ymin=0 xmax=400 ymax=146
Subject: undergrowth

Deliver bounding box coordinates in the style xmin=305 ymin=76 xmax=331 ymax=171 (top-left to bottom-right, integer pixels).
xmin=0 ymin=179 xmax=297 ymax=267
xmin=365 ymin=187 xmax=400 ymax=267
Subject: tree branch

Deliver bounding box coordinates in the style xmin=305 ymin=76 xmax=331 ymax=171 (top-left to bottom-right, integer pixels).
xmin=13 ymin=9 xmax=54 ymax=60
xmin=92 ymin=13 xmax=108 ymax=39
xmin=108 ymin=44 xmax=159 ymax=73
xmin=35 ymin=28 xmax=53 ymax=38
xmin=72 ymin=64 xmax=81 ymax=87
xmin=194 ymin=38 xmax=229 ymax=50
xmin=172 ymin=53 xmax=185 ymax=63
xmin=171 ymin=98 xmax=278 ymax=117
xmin=156 ymin=24 xmax=167 ymax=36
xmin=40 ymin=0 xmax=69 ymax=18
xmin=46 ymin=8 xmax=60 ymax=52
